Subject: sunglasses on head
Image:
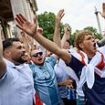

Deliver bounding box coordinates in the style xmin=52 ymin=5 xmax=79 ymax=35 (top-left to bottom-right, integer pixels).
xmin=32 ymin=52 xmax=43 ymax=57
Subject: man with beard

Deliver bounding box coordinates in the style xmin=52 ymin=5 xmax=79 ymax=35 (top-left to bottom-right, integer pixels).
xmin=29 ymin=49 xmax=63 ymax=105
xmin=3 ymin=38 xmax=27 ymax=64
xmin=0 ymin=37 xmax=35 ymax=105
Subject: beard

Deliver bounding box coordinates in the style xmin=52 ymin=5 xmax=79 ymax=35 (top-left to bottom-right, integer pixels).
xmin=17 ymin=58 xmax=27 ymax=64
xmin=14 ymin=57 xmax=27 ymax=65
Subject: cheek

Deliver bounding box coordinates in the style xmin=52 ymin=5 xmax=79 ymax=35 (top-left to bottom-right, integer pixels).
xmin=32 ymin=58 xmax=37 ymax=62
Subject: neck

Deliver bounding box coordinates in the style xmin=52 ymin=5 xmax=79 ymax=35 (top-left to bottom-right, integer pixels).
xmin=84 ymin=51 xmax=96 ymax=59
xmin=5 ymin=57 xmax=21 ymax=65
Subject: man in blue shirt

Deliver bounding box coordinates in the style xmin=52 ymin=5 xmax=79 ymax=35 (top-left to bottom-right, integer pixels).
xmin=29 ymin=49 xmax=62 ymax=105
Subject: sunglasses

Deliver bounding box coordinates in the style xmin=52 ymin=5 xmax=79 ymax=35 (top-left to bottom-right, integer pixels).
xmin=32 ymin=52 xmax=43 ymax=57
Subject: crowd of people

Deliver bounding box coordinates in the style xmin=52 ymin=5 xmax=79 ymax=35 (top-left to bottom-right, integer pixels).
xmin=0 ymin=6 xmax=105 ymax=105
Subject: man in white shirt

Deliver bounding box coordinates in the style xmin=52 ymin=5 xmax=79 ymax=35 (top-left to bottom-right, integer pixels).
xmin=0 ymin=37 xmax=35 ymax=105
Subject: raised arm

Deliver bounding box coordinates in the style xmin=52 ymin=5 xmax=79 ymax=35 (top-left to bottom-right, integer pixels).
xmin=99 ymin=3 xmax=105 ymax=19
xmin=53 ymin=9 xmax=65 ymax=47
xmin=61 ymin=24 xmax=71 ymax=48
xmin=0 ymin=34 xmax=6 ymax=78
xmin=15 ymin=13 xmax=71 ymax=63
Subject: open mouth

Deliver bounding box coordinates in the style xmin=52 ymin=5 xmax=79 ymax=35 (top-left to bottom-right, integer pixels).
xmin=93 ymin=43 xmax=96 ymax=47
xmin=38 ymin=58 xmax=42 ymax=61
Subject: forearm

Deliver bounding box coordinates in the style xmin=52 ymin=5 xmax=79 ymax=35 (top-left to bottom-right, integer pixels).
xmin=61 ymin=32 xmax=70 ymax=48
xmin=61 ymin=24 xmax=71 ymax=48
xmin=53 ymin=21 xmax=61 ymax=47
xmin=0 ymin=60 xmax=6 ymax=79
xmin=53 ymin=9 xmax=64 ymax=47
xmin=33 ymin=33 xmax=71 ymax=63
xmin=58 ymin=81 xmax=66 ymax=86
xmin=33 ymin=33 xmax=60 ymax=55
xmin=0 ymin=35 xmax=6 ymax=78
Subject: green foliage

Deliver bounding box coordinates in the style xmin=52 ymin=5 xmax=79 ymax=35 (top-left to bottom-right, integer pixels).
xmin=83 ymin=26 xmax=102 ymax=39
xmin=38 ymin=12 xmax=102 ymax=46
xmin=38 ymin=12 xmax=55 ymax=40
xmin=70 ymin=26 xmax=103 ymax=46
xmin=38 ymin=12 xmax=64 ymax=40
xmin=71 ymin=30 xmax=80 ymax=46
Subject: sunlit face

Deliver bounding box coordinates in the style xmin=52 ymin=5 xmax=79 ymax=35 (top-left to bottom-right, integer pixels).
xmin=79 ymin=35 xmax=97 ymax=56
xmin=10 ymin=41 xmax=26 ymax=64
xmin=31 ymin=51 xmax=45 ymax=65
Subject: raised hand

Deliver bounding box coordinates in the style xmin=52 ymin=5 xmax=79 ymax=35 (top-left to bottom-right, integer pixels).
xmin=15 ymin=14 xmax=37 ymax=37
xmin=64 ymin=24 xmax=71 ymax=38
xmin=99 ymin=12 xmax=105 ymax=19
xmin=55 ymin=9 xmax=65 ymax=24
xmin=53 ymin=9 xmax=65 ymax=47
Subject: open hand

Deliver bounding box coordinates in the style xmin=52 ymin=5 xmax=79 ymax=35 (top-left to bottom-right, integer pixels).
xmin=15 ymin=14 xmax=38 ymax=37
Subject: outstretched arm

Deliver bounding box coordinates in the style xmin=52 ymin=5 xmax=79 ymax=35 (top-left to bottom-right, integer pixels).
xmin=15 ymin=13 xmax=71 ymax=63
xmin=0 ymin=35 xmax=6 ymax=78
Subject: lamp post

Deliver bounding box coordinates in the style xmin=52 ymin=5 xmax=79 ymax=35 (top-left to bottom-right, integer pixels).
xmin=94 ymin=7 xmax=102 ymax=36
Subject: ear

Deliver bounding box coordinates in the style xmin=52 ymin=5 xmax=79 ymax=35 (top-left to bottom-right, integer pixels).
xmin=79 ymin=43 xmax=84 ymax=50
xmin=3 ymin=49 xmax=12 ymax=58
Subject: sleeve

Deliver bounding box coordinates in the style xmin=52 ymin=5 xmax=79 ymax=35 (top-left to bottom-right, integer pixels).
xmin=0 ymin=72 xmax=7 ymax=82
xmin=97 ymin=38 xmax=105 ymax=47
xmin=45 ymin=55 xmax=57 ymax=68
xmin=66 ymin=55 xmax=85 ymax=75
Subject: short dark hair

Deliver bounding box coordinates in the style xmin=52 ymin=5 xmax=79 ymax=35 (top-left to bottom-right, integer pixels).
xmin=3 ymin=38 xmax=20 ymax=51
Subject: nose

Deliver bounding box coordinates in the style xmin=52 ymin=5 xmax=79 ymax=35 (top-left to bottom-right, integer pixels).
xmin=92 ymin=37 xmax=95 ymax=42
xmin=22 ymin=47 xmax=26 ymax=53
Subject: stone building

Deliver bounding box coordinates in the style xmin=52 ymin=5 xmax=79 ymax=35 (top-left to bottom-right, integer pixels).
xmin=0 ymin=0 xmax=38 ymax=52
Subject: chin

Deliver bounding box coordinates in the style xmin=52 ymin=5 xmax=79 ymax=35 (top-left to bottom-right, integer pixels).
xmin=17 ymin=58 xmax=27 ymax=64
xmin=37 ymin=62 xmax=44 ymax=66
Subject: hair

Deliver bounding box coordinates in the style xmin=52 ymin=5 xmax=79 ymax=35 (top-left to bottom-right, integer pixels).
xmin=3 ymin=37 xmax=20 ymax=51
xmin=66 ymin=39 xmax=70 ymax=44
xmin=74 ymin=30 xmax=93 ymax=50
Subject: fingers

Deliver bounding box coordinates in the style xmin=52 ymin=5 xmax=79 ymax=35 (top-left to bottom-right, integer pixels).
xmin=37 ymin=27 xmax=43 ymax=34
xmin=33 ymin=15 xmax=37 ymax=24
xmin=16 ymin=24 xmax=23 ymax=31
xmin=15 ymin=14 xmax=27 ymax=26
xmin=15 ymin=14 xmax=28 ymax=31
xmin=58 ymin=9 xmax=65 ymax=19
xmin=19 ymin=14 xmax=27 ymax=21
xmin=60 ymin=9 xmax=65 ymax=18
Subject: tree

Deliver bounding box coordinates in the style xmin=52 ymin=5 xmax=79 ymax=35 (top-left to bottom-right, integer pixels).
xmin=70 ymin=26 xmax=103 ymax=47
xmin=38 ymin=12 xmax=64 ymax=40
xmin=83 ymin=26 xmax=102 ymax=39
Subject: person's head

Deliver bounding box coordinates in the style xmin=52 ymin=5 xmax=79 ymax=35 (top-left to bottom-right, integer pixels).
xmin=3 ymin=38 xmax=26 ymax=65
xmin=31 ymin=49 xmax=45 ymax=65
xmin=75 ymin=30 xmax=97 ymax=58
xmin=63 ymin=40 xmax=70 ymax=49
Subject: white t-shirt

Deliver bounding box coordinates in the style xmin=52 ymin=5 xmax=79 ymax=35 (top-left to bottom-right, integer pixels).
xmin=0 ymin=59 xmax=35 ymax=105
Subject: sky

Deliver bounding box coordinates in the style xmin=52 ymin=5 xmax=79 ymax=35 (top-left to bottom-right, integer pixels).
xmin=36 ymin=0 xmax=104 ymax=34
